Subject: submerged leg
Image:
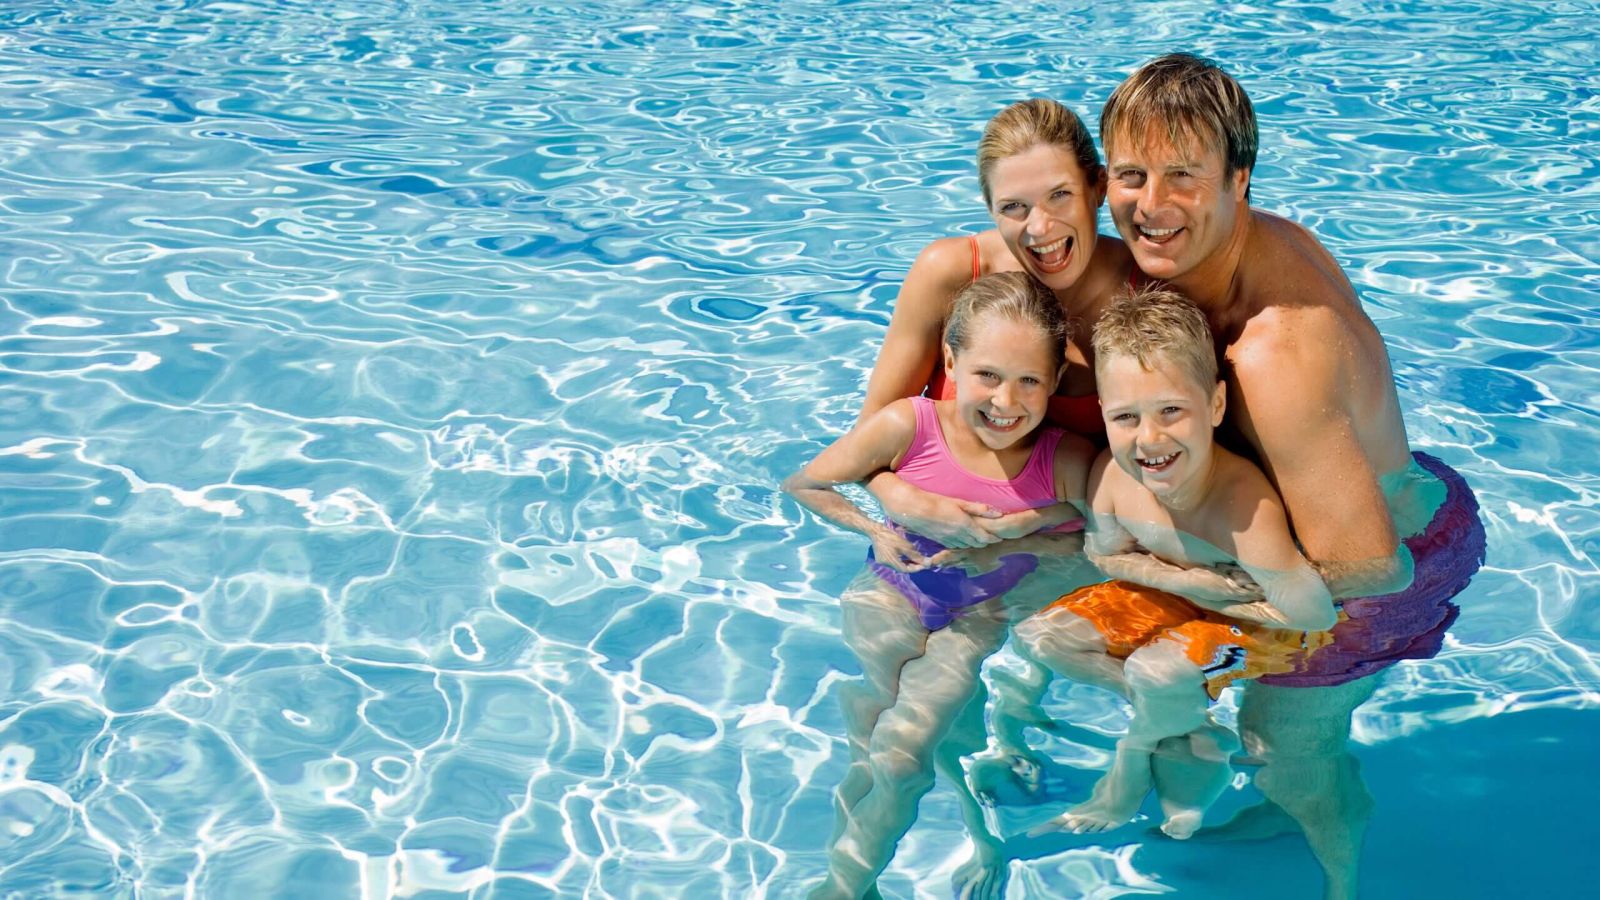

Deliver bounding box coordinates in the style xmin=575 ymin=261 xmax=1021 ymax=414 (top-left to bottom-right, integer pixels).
xmin=812 ymin=608 xmax=1008 ymax=899
xmin=825 ymin=572 xmax=932 ymax=854
xmin=1199 ymin=675 xmax=1379 ymax=900
xmin=1033 ymin=640 xmax=1209 ymax=835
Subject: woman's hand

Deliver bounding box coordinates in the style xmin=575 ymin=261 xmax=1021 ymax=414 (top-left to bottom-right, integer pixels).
xmin=868 ymin=471 xmax=1003 ymax=549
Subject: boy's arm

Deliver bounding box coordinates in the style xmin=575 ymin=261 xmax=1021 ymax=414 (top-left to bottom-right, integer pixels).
xmin=782 ymin=400 xmax=930 ymax=571
xmin=1083 ymin=453 xmax=1263 ymax=605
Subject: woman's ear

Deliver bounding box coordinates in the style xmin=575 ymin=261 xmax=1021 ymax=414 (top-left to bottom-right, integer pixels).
xmin=1211 ymin=380 xmax=1227 ymax=427
xmin=1093 ymin=166 xmax=1108 ymax=208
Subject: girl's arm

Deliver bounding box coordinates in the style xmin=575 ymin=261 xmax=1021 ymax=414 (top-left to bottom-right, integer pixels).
xmin=857 ymin=238 xmax=1007 ymax=548
xmin=782 ymin=400 xmax=930 ymax=571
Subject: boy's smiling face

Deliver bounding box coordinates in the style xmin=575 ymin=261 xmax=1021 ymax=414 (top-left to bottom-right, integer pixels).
xmin=1097 ymin=350 xmax=1226 ymax=507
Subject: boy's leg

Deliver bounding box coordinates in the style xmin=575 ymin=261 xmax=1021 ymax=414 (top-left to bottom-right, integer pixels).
xmin=1013 ymin=608 xmax=1129 ymax=695
xmin=1033 ymin=640 xmax=1209 ymax=834
xmin=812 ymin=606 xmax=1009 ymax=900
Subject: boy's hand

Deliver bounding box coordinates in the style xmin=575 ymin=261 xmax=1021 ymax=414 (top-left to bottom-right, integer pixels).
xmin=869 ymin=525 xmax=932 ymax=573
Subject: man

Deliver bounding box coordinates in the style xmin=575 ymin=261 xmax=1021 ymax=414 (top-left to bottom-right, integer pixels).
xmin=1042 ymin=53 xmax=1484 ymax=900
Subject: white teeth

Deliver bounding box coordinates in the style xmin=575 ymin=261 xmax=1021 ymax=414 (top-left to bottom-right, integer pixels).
xmin=1028 ymin=238 xmax=1067 ymax=255
xmin=984 ymin=412 xmax=1019 ymax=427
xmin=1140 ymin=454 xmax=1175 ymax=466
xmin=1138 ymin=225 xmax=1179 ymax=238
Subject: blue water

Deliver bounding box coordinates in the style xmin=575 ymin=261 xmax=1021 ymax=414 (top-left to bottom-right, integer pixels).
xmin=0 ymin=0 xmax=1595 ymax=896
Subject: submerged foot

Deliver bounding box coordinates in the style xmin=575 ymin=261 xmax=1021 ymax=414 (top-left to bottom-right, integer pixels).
xmin=1188 ymin=799 xmax=1301 ymax=843
xmin=968 ymin=752 xmax=1049 ymax=808
xmin=951 ymin=843 xmax=1009 ymax=900
xmin=1152 ymin=722 xmax=1240 ymax=840
xmin=1029 ymin=770 xmax=1148 ymax=836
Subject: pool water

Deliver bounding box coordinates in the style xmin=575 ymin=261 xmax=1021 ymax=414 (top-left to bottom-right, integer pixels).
xmin=0 ymin=0 xmax=1595 ymax=897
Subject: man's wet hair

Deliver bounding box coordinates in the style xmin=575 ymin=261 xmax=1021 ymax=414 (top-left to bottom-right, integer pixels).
xmin=1101 ymin=53 xmax=1259 ymax=185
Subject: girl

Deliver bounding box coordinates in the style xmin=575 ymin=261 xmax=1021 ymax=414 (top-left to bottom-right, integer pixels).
xmin=783 ymin=272 xmax=1097 ymax=899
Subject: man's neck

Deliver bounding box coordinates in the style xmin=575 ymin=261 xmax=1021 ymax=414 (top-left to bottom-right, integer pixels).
xmin=1170 ymin=204 xmax=1252 ymax=311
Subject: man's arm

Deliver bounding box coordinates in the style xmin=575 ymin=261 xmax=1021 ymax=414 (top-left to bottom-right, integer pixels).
xmin=1227 ymin=312 xmax=1411 ymax=597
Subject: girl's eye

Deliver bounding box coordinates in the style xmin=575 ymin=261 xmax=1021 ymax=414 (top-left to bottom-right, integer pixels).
xmin=977 ymin=370 xmax=999 ymax=381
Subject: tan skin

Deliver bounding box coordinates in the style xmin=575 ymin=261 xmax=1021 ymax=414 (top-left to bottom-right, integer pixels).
xmin=1094 ymin=123 xmax=1419 ymax=900
xmin=860 ymin=143 xmax=1134 ymax=554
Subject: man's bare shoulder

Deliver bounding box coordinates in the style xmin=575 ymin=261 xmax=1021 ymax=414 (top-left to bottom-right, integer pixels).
xmin=1239 ymin=210 xmax=1359 ymax=307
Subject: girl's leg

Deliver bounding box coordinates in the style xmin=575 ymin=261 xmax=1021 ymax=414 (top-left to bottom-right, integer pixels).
xmin=812 ymin=605 xmax=1009 ymax=899
xmin=826 ymin=571 xmax=931 ymax=851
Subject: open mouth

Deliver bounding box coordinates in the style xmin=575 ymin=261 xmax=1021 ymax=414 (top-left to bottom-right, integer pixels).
xmin=981 ymin=410 xmax=1022 ymax=431
xmin=1137 ymin=451 xmax=1179 ymax=472
xmin=1136 ymin=224 xmax=1182 ymax=246
xmin=1026 ymin=236 xmax=1074 ymax=273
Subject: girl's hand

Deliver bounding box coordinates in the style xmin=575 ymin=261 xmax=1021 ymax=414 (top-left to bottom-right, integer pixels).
xmin=926 ymin=544 xmax=1007 ymax=575
xmin=869 ymin=525 xmax=932 ymax=573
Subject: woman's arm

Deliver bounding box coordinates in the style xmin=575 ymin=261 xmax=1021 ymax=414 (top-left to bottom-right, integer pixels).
xmin=782 ymin=401 xmax=931 ymax=571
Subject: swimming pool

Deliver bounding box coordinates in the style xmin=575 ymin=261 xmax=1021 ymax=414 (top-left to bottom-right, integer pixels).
xmin=0 ymin=0 xmax=1594 ymax=896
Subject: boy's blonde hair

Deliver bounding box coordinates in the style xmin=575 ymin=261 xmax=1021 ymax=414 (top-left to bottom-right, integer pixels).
xmin=1091 ymin=285 xmax=1218 ymax=390
xmin=945 ymin=272 xmax=1069 ymax=364
xmin=977 ymin=98 xmax=1101 ymax=207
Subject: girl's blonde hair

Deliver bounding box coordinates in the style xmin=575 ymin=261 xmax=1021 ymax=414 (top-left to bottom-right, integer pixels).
xmin=944 ymin=272 xmax=1069 ymax=363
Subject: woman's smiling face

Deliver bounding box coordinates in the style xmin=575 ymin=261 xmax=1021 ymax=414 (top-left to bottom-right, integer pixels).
xmin=987 ymin=143 xmax=1105 ymax=294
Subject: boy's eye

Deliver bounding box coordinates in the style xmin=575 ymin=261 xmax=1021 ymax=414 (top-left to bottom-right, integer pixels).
xmin=1162 ymin=405 xmax=1182 ymax=416
xmin=1021 ymin=376 xmax=1040 ymax=386
xmin=1110 ymin=412 xmax=1135 ymax=423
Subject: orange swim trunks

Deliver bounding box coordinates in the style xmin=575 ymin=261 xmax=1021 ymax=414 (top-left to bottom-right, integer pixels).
xmin=1045 ymin=580 xmax=1337 ymax=699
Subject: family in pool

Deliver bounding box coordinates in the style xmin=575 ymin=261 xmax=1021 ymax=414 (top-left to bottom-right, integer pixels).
xmin=783 ymin=53 xmax=1486 ymax=899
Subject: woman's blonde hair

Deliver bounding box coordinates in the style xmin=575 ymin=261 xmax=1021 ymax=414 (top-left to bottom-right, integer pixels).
xmin=976 ymin=98 xmax=1101 ymax=206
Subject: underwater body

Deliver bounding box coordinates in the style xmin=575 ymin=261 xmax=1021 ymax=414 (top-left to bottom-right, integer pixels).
xmin=0 ymin=0 xmax=1596 ymax=897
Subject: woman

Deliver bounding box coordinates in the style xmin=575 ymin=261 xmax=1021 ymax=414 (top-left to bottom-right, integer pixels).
xmin=814 ymin=99 xmax=1135 ymax=900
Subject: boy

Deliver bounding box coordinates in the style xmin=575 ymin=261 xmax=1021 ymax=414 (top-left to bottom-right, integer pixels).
xmin=1017 ymin=286 xmax=1344 ymax=839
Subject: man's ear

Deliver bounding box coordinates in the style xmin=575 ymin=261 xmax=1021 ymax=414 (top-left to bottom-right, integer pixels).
xmin=1231 ymin=167 xmax=1250 ymax=203
xmin=1211 ymin=380 xmax=1227 ymax=427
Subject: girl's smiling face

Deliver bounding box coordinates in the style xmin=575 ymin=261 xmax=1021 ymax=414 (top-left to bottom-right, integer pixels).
xmin=945 ymin=313 xmax=1064 ymax=451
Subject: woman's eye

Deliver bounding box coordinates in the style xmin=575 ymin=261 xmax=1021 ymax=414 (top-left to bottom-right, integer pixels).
xmin=999 ymin=202 xmax=1023 ymax=214
xmin=1051 ymin=189 xmax=1072 ymax=200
